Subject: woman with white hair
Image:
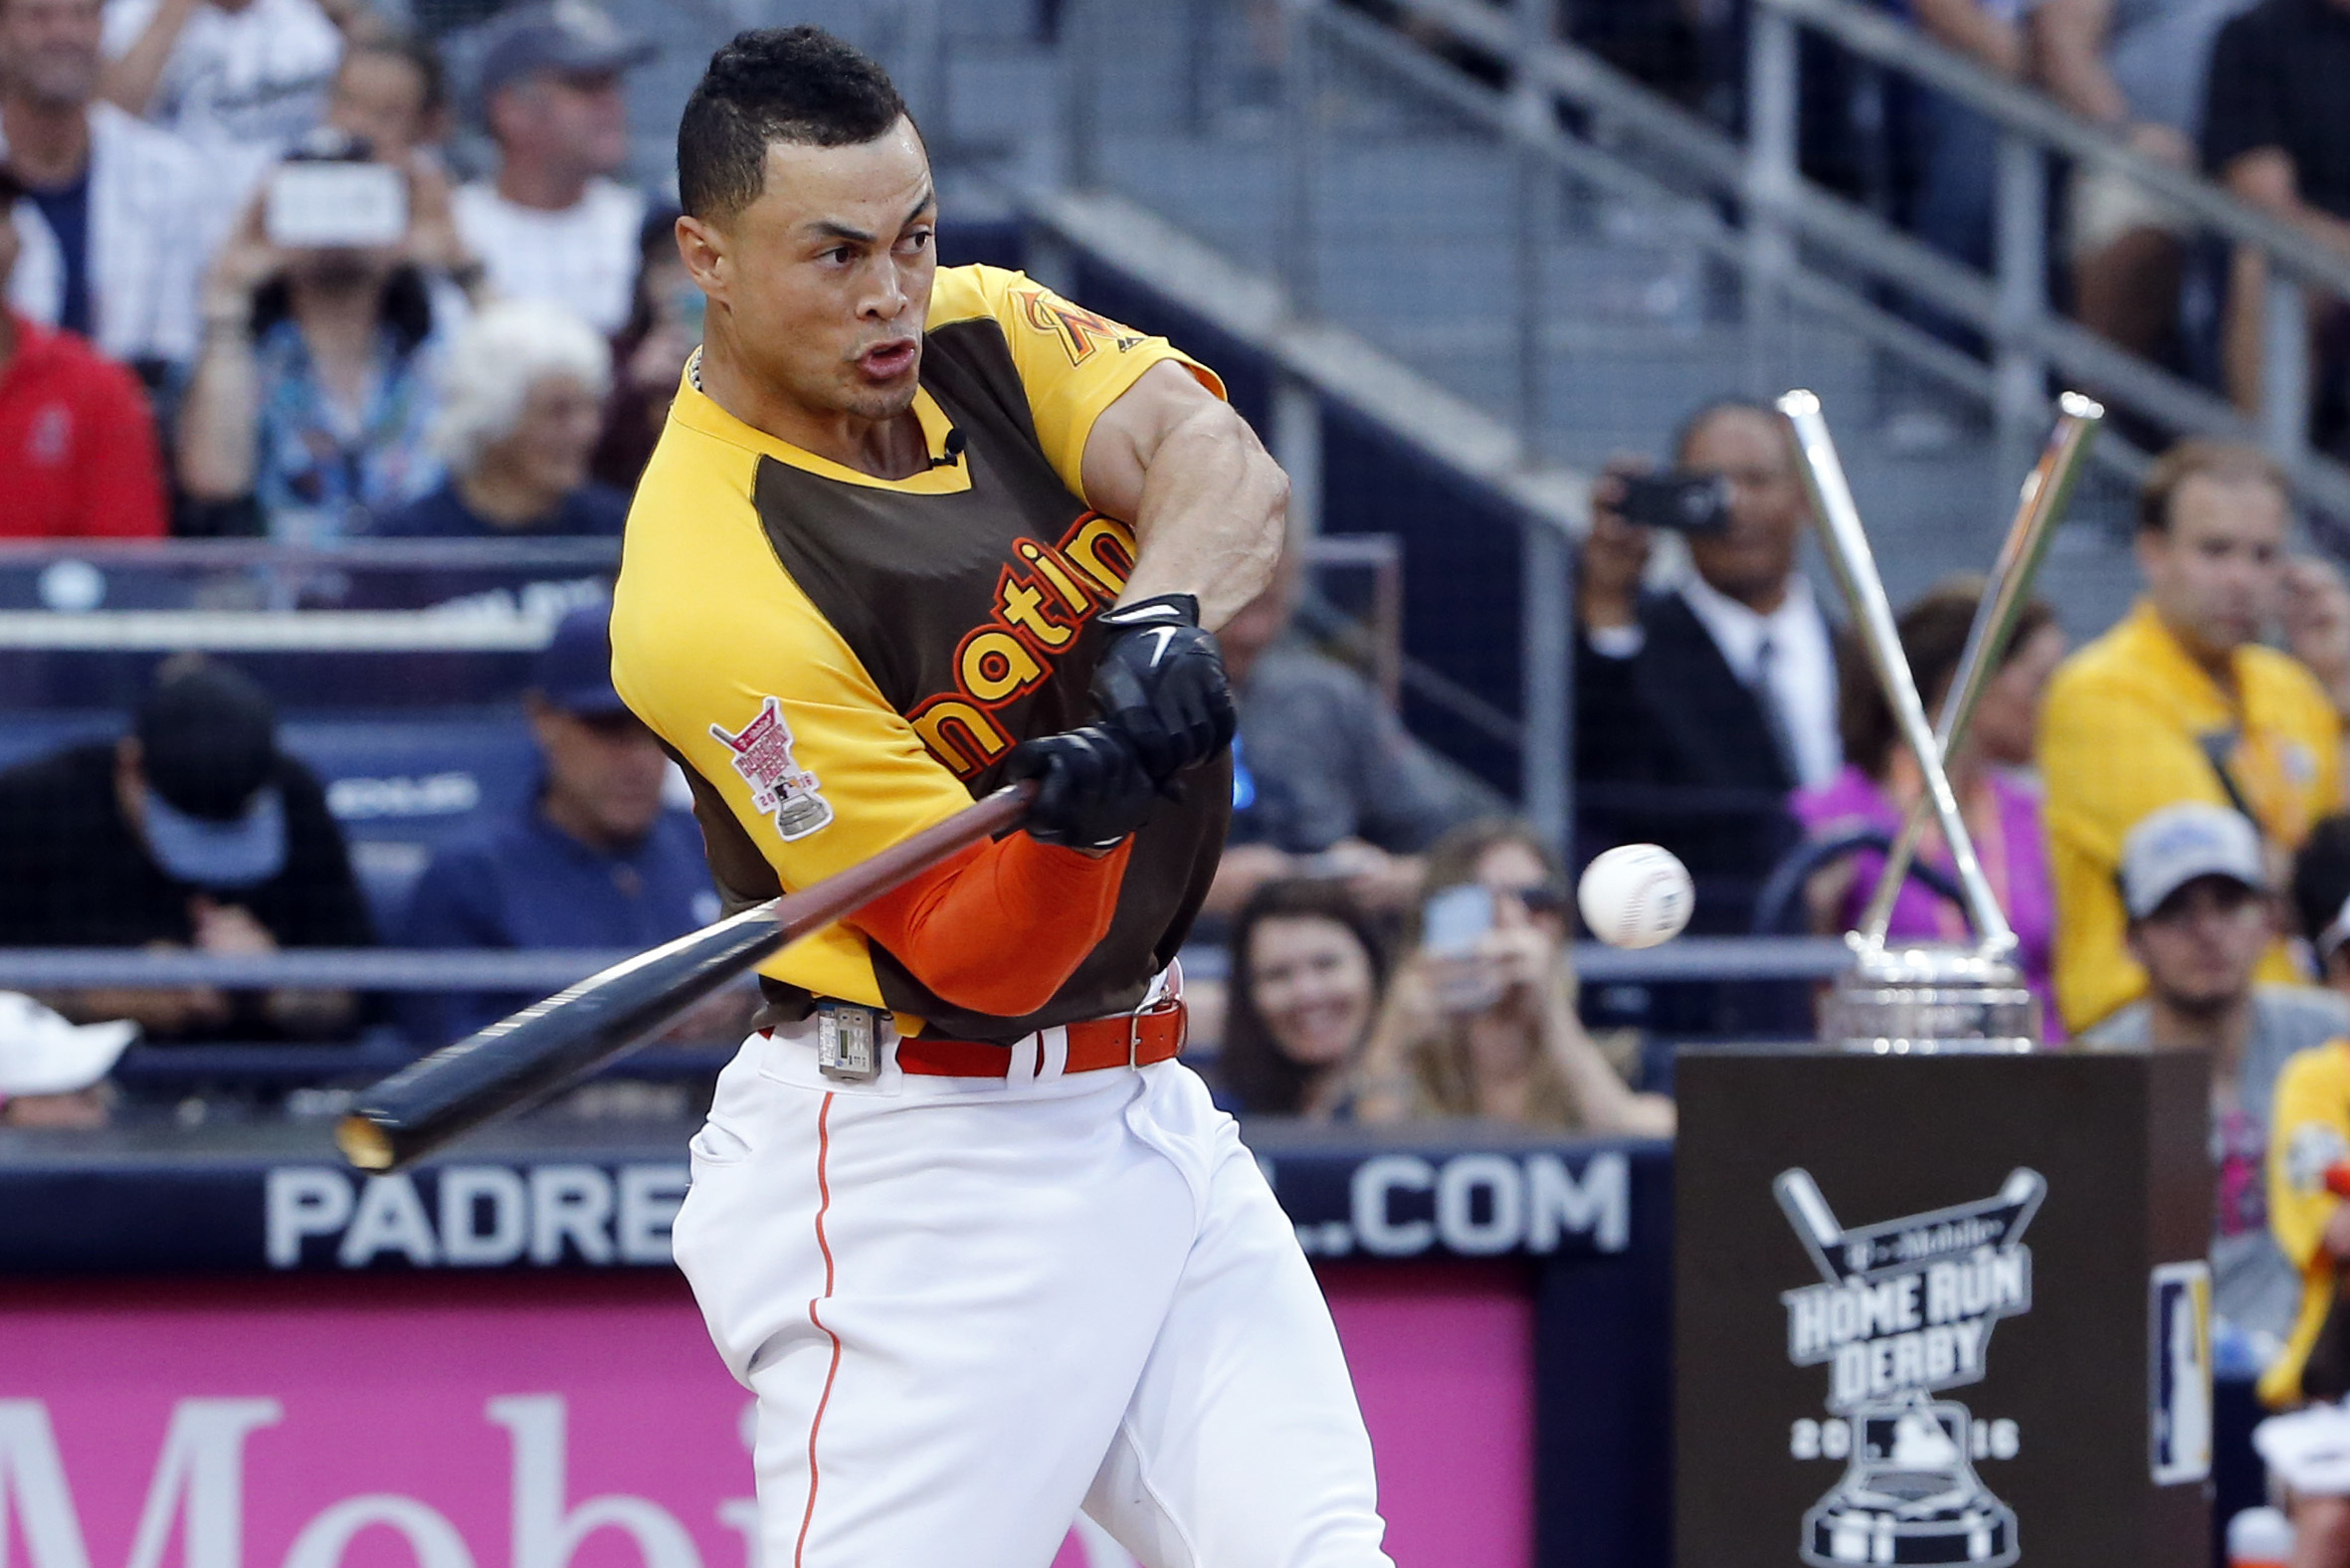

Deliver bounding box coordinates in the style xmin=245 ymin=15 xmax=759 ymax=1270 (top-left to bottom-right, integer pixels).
xmin=374 ymin=297 xmax=625 ymax=536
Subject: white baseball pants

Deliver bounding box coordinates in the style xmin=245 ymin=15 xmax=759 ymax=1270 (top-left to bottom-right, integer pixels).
xmin=672 ymin=1023 xmax=1395 ymax=1568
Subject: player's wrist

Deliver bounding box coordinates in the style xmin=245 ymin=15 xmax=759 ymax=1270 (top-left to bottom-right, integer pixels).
xmin=1099 ymin=592 xmax=1202 ymax=629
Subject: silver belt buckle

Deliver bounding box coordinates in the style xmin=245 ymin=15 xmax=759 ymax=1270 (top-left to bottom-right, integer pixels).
xmin=816 ymin=1001 xmax=891 ymax=1082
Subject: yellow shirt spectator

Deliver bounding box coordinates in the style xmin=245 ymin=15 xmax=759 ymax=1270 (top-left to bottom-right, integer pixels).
xmin=2042 ymin=598 xmax=2340 ymax=1032
xmin=2264 ymin=1037 xmax=2350 ymax=1407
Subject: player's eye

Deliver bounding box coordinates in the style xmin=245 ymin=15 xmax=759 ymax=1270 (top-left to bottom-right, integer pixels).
xmin=898 ymin=229 xmax=933 ymax=255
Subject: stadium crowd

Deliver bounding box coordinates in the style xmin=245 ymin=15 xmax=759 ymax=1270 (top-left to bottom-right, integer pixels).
xmin=8 ymin=0 xmax=2350 ymax=1541
xmin=0 ymin=0 xmax=672 ymax=541
xmin=1512 ymin=0 xmax=2350 ymax=454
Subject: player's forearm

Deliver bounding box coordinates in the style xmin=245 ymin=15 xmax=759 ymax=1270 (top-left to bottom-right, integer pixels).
xmin=1115 ymin=402 xmax=1287 ymax=632
xmin=850 ymin=834 xmax=1133 ymax=1018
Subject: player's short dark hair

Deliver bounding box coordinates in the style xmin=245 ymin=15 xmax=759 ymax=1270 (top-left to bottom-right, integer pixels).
xmin=2137 ymin=438 xmax=2287 ymax=534
xmin=2292 ymin=813 xmax=2350 ymax=945
xmin=677 ymin=27 xmax=909 ymax=221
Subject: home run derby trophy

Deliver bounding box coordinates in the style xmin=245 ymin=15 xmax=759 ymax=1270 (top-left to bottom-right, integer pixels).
xmin=1672 ymin=394 xmax=2214 ymax=1568
xmin=1788 ymin=388 xmax=2101 ymax=1055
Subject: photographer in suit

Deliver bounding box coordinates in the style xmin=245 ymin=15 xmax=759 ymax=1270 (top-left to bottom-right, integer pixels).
xmin=1573 ymin=398 xmax=1838 ymax=931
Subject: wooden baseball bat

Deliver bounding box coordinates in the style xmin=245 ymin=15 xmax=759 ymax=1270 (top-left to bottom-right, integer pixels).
xmin=336 ymin=781 xmax=1036 ymax=1173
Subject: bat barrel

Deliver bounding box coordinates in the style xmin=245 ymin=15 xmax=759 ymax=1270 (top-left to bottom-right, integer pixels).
xmin=337 ymin=907 xmax=790 ymax=1170
xmin=337 ymin=782 xmax=1035 ymax=1172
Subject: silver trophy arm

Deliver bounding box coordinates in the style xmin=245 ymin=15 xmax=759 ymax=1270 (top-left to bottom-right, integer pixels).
xmin=1856 ymin=394 xmax=2104 ymax=947
xmin=1776 ymin=391 xmax=2018 ymax=956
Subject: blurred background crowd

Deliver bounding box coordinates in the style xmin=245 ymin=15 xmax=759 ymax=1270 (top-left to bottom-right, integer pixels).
xmin=7 ymin=0 xmax=2350 ymax=1486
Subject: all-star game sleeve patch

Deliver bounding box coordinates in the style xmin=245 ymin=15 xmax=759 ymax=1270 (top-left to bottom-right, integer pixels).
xmin=710 ymin=696 xmax=836 ymax=843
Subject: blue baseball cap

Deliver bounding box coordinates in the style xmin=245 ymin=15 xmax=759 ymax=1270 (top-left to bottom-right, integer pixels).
xmin=133 ymin=662 xmax=289 ymax=888
xmin=532 ymin=603 xmax=629 ymax=717
xmin=140 ymin=785 xmax=288 ymax=889
xmin=476 ymin=2 xmax=655 ymax=106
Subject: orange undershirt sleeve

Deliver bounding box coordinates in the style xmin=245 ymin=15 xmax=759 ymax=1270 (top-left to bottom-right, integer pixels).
xmin=847 ymin=834 xmax=1135 ymax=1021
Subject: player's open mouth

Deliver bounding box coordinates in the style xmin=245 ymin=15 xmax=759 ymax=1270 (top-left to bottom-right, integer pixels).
xmin=858 ymin=340 xmax=920 ymax=380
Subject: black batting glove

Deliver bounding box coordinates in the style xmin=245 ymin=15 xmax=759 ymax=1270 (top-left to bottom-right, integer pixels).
xmin=1005 ymin=723 xmax=1160 ymax=851
xmin=1089 ymin=593 xmax=1237 ymax=784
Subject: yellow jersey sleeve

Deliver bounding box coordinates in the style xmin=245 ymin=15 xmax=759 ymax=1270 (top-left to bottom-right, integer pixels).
xmin=2263 ymin=1041 xmax=2350 ymax=1405
xmin=2272 ymin=1042 xmax=2350 ymax=1272
xmin=926 ymin=264 xmax=1226 ymax=503
xmin=609 ymin=417 xmax=980 ymax=1007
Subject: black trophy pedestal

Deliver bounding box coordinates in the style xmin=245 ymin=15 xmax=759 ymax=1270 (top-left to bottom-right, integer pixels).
xmin=1674 ymin=1046 xmax=2212 ymax=1568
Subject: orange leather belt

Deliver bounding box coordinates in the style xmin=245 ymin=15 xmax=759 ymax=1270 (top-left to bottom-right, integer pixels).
xmin=897 ymin=998 xmax=1188 ymax=1078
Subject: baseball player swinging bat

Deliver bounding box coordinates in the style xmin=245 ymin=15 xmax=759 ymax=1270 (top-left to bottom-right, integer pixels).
xmin=336 ymin=780 xmax=1036 ymax=1173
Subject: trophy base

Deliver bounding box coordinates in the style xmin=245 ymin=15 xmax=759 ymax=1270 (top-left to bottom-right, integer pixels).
xmin=1822 ymin=941 xmax=2042 ymax=1055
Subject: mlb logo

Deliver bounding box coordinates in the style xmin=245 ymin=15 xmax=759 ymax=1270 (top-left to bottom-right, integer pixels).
xmin=2149 ymin=1261 xmax=2212 ymax=1485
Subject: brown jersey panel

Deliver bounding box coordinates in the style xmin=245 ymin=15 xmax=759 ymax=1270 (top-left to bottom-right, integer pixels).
xmin=750 ymin=316 xmax=1229 ymax=1042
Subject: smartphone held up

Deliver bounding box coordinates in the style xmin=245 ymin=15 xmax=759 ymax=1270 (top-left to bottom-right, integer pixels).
xmin=266 ymin=161 xmax=407 ymax=250
xmin=1421 ymin=883 xmax=1506 ymax=1014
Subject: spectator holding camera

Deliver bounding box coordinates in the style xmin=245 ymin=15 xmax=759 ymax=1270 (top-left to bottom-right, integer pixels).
xmin=1575 ymin=397 xmax=1835 ymax=929
xmin=0 ymin=0 xmax=208 ymax=373
xmin=375 ymin=298 xmax=624 ymax=537
xmin=1218 ymin=879 xmax=1391 ymax=1120
xmin=0 ymin=165 xmax=167 ymax=536
xmin=176 ymin=126 xmax=472 ymax=539
xmin=452 ymin=2 xmax=653 ymax=337
xmin=2041 ymin=440 xmax=2350 ymax=1032
xmin=321 ymin=35 xmax=454 ymax=171
xmin=1353 ymin=820 xmax=1674 ymax=1135
xmin=1793 ymin=577 xmax=2064 ymax=1022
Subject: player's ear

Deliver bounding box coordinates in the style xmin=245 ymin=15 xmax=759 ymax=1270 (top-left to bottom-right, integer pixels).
xmin=676 ymin=214 xmax=726 ymax=299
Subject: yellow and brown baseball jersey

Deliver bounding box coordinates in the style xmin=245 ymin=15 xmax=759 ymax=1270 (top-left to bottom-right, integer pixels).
xmin=610 ymin=265 xmax=1232 ymax=1043
xmin=2041 ymin=599 xmax=2341 ymax=1032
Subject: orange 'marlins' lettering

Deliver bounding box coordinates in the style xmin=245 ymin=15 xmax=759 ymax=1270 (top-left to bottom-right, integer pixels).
xmin=902 ymin=516 xmax=1143 ymax=780
xmin=1061 ymin=515 xmax=1135 ymax=598
xmin=910 ymin=698 xmax=1012 ymax=775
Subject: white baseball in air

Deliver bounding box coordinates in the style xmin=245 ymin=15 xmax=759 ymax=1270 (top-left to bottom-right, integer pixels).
xmin=1577 ymin=844 xmax=1694 ymax=949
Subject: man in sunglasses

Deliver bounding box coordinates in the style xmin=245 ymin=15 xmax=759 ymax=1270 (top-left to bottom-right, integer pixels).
xmin=399 ymin=601 xmax=744 ymax=1047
